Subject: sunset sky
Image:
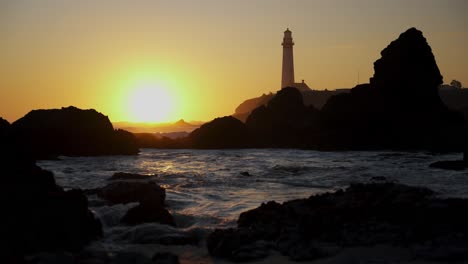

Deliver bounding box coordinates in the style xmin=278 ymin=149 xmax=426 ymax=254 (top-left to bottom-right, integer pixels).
xmin=1 ymin=0 xmax=467 ymax=123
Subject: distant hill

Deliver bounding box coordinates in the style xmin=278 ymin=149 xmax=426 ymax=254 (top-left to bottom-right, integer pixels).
xmin=114 ymin=119 xmax=202 ymax=133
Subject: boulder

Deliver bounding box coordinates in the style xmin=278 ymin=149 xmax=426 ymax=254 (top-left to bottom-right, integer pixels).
xmin=97 ymin=181 xmax=165 ymax=207
xmin=121 ymin=204 xmax=175 ymax=226
xmin=207 ymin=182 xmax=468 ymax=262
xmin=189 ymin=116 xmax=250 ymax=148
xmin=9 ymin=106 xmax=138 ymax=158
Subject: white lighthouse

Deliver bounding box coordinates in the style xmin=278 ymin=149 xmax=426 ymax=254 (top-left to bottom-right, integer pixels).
xmin=280 ymin=28 xmax=311 ymax=91
xmin=281 ymin=28 xmax=295 ymax=89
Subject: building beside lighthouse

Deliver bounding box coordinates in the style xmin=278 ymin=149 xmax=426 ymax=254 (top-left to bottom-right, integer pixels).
xmin=281 ymin=28 xmax=311 ymax=91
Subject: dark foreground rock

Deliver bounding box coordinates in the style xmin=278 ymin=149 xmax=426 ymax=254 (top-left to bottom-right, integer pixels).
xmin=207 ymin=182 xmax=468 ymax=262
xmin=0 ymin=151 xmax=102 ymax=260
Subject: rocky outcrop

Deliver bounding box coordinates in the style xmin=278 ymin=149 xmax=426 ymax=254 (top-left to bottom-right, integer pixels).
xmin=207 ymin=182 xmax=468 ymax=262
xmin=246 ymin=87 xmax=320 ymax=148
xmin=189 ymin=116 xmax=250 ymax=148
xmin=10 ymin=106 xmax=138 ymax=158
xmin=0 ymin=149 xmax=102 ymax=260
xmin=320 ymin=28 xmax=467 ymax=151
xmin=97 ymin=181 xmax=165 ymax=207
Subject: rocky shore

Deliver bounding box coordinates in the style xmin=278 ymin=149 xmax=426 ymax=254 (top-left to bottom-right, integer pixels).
xmin=207 ymin=182 xmax=468 ymax=262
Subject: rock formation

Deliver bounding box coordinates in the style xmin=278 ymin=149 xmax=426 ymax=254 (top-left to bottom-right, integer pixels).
xmin=189 ymin=116 xmax=250 ymax=148
xmin=10 ymin=106 xmax=138 ymax=158
xmin=246 ymin=87 xmax=320 ymax=147
xmin=321 ymin=28 xmax=466 ymax=151
xmin=207 ymin=182 xmax=468 ymax=262
xmin=0 ymin=147 xmax=102 ymax=260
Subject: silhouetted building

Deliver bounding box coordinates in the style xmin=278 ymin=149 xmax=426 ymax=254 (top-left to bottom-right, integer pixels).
xmin=281 ymin=28 xmax=311 ymax=91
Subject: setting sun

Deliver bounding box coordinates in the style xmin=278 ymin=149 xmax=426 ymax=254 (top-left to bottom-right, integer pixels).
xmin=128 ymin=84 xmax=175 ymax=123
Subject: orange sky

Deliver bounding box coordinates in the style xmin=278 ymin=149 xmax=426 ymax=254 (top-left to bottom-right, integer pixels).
xmin=1 ymin=0 xmax=467 ymax=123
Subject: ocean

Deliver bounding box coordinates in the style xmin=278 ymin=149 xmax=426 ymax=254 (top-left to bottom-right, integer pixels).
xmin=38 ymin=149 xmax=468 ymax=263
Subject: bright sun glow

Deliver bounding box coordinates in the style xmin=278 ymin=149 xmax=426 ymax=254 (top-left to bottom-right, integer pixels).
xmin=128 ymin=84 xmax=175 ymax=123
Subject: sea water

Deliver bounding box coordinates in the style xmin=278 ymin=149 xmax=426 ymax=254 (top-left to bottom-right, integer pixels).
xmin=38 ymin=149 xmax=468 ymax=263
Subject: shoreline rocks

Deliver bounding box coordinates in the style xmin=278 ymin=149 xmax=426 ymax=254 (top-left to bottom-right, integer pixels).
xmin=207 ymin=182 xmax=468 ymax=262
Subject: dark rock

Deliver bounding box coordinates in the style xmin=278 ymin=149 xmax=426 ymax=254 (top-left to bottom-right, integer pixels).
xmin=109 ymin=172 xmax=156 ymax=181
xmin=320 ymin=28 xmax=467 ymax=151
xmin=240 ymin=171 xmax=251 ymax=176
xmin=0 ymin=156 xmax=102 ymax=259
xmin=97 ymin=181 xmax=165 ymax=207
xmin=121 ymin=204 xmax=175 ymax=226
xmin=246 ymin=87 xmax=320 ymax=148
xmin=430 ymin=160 xmax=467 ymax=170
xmin=0 ymin=117 xmax=9 ymax=134
xmin=207 ymin=182 xmax=468 ymax=261
xmin=189 ymin=116 xmax=250 ymax=148
xmin=152 ymin=252 xmax=179 ymax=264
xmin=9 ymin=106 xmax=138 ymax=158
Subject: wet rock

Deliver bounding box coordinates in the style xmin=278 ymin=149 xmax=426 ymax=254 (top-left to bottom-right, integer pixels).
xmin=121 ymin=204 xmax=175 ymax=226
xmin=152 ymin=252 xmax=179 ymax=264
xmin=207 ymin=182 xmax=468 ymax=262
xmin=109 ymin=172 xmax=156 ymax=181
xmin=97 ymin=181 xmax=165 ymax=207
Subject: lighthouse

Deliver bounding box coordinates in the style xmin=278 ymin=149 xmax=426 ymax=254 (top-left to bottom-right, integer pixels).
xmin=281 ymin=28 xmax=295 ymax=89
xmin=280 ymin=29 xmax=311 ymax=91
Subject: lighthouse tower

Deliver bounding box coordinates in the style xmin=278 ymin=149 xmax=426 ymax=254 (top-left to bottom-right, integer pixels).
xmin=281 ymin=28 xmax=295 ymax=89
